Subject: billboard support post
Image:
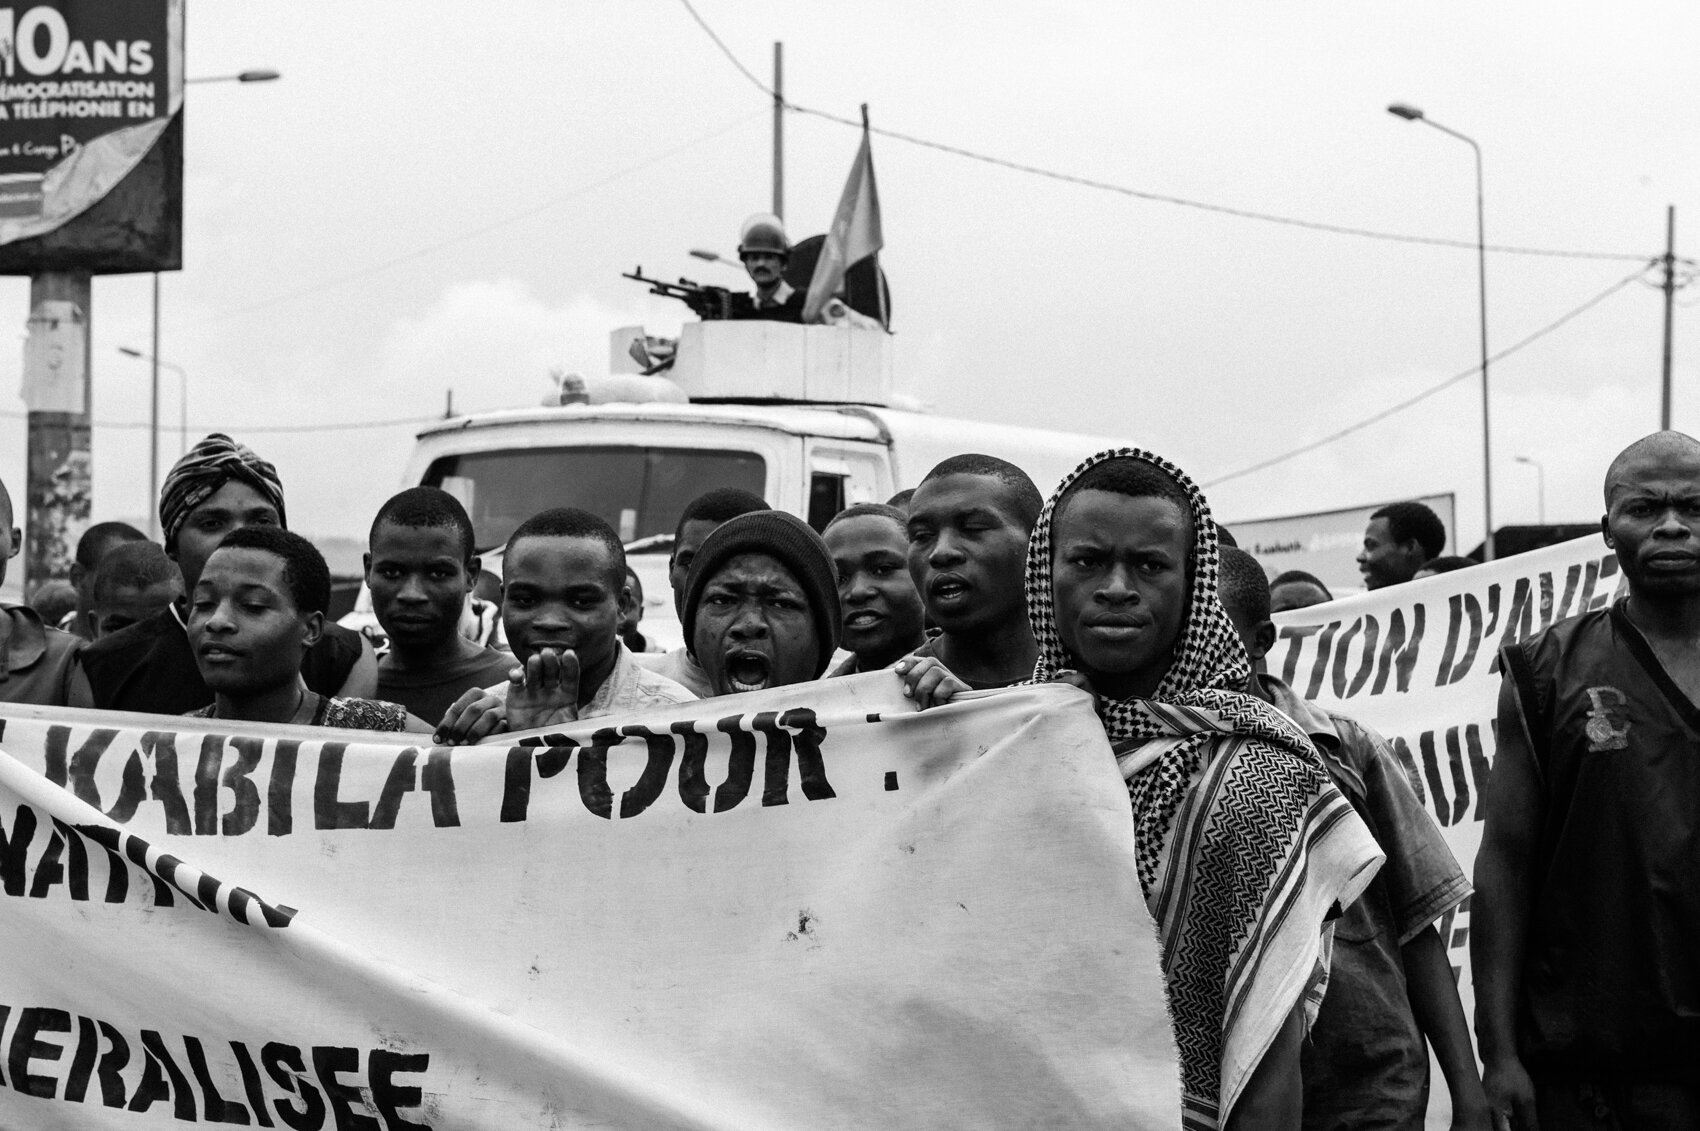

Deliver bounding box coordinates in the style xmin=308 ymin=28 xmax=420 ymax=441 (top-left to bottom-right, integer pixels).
xmin=22 ymin=271 xmax=92 ymax=598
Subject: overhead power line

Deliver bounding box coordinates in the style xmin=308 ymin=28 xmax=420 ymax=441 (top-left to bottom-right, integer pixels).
xmin=1200 ymin=262 xmax=1657 ymax=488
xmin=678 ymin=0 xmax=1650 ymax=264
xmin=207 ymin=108 xmax=766 ymax=322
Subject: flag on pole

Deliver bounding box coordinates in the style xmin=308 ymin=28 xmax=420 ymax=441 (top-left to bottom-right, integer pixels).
xmin=803 ymin=108 xmax=884 ymax=325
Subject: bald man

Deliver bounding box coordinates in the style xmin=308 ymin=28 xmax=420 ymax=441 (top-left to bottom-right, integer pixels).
xmin=1474 ymin=431 xmax=1700 ymax=1130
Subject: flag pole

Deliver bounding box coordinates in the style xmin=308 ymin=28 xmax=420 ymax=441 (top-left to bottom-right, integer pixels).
xmin=862 ymin=104 xmax=888 ymax=331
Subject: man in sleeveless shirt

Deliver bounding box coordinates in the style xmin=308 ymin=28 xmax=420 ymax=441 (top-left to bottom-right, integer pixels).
xmin=1475 ymin=431 xmax=1700 ymax=1130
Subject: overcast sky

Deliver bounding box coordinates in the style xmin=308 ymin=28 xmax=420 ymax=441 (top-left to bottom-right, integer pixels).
xmin=3 ymin=0 xmax=1697 ymax=562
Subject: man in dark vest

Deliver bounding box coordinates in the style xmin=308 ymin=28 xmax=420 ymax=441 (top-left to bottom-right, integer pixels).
xmin=1476 ymin=430 xmax=1700 ymax=1129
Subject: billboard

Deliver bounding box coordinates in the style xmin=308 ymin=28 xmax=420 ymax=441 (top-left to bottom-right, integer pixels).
xmin=0 ymin=0 xmax=183 ymax=274
xmin=1227 ymin=492 xmax=1455 ymax=593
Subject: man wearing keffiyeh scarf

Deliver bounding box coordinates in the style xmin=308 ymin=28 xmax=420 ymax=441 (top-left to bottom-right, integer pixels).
xmin=900 ymin=447 xmax=1382 ymax=1130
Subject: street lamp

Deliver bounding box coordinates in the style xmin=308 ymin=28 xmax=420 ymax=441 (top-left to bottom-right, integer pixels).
xmin=1515 ymin=455 xmax=1545 ymax=525
xmin=1388 ymin=102 xmax=1494 ymax=560
xmin=185 ymin=70 xmax=281 ymax=85
xmin=117 ymin=348 xmax=187 ymax=532
xmin=688 ymin=248 xmax=746 ymax=274
xmin=129 ymin=68 xmax=280 ymax=536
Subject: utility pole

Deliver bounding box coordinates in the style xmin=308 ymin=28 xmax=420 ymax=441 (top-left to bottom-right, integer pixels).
xmin=772 ymin=42 xmax=784 ymax=220
xmin=22 ymin=272 xmax=92 ymax=598
xmin=1662 ymin=205 xmax=1676 ymax=430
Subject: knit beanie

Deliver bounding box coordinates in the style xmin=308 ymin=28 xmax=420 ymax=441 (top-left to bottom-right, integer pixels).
xmin=683 ymin=510 xmax=841 ymax=677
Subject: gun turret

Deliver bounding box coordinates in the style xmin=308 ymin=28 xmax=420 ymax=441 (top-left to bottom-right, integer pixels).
xmin=623 ymin=267 xmax=756 ymax=321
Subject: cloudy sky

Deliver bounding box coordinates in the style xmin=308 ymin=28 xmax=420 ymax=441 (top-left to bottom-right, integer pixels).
xmin=3 ymin=0 xmax=1697 ymax=566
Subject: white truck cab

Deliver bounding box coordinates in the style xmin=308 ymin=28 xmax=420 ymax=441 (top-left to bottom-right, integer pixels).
xmin=374 ymin=320 xmax=1133 ymax=650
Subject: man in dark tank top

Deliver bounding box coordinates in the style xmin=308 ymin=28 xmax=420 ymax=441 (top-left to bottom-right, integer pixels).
xmin=1475 ymin=431 xmax=1700 ymax=1130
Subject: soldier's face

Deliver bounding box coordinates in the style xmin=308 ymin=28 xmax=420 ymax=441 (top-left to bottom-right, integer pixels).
xmin=743 ymin=252 xmax=785 ymax=289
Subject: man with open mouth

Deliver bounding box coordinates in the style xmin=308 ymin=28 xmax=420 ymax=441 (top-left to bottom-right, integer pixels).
xmin=904 ymin=453 xmax=1044 ymax=689
xmin=682 ymin=510 xmax=841 ymax=697
xmin=634 ymin=487 xmax=769 ymax=698
xmin=823 ymin=502 xmax=925 ymax=675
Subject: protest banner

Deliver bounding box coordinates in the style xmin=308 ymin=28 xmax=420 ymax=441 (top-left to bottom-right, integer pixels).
xmin=1269 ymin=533 xmax=1618 ymax=1127
xmin=0 ymin=0 xmax=183 ymax=272
xmin=0 ymin=674 xmax=1180 ymax=1129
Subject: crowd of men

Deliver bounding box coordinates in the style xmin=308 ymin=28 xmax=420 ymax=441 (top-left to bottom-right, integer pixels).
xmin=1 ymin=425 xmax=1693 ymax=1130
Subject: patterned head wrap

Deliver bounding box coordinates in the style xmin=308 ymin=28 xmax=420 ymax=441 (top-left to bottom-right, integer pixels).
xmin=1026 ymin=446 xmax=1252 ymax=707
xmin=159 ymin=434 xmax=287 ymax=550
xmin=1026 ymin=448 xmax=1381 ymax=1130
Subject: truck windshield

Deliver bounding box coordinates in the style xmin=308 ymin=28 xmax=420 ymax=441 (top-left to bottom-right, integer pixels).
xmin=422 ymin=446 xmax=766 ymax=551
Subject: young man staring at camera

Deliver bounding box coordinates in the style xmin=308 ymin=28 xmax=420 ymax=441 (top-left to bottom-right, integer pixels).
xmin=366 ymin=487 xmax=515 ymax=722
xmin=434 ymin=508 xmax=693 ymax=743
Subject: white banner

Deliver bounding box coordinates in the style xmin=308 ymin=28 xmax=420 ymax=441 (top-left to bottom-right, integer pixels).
xmin=0 ymin=675 xmax=1179 ymax=1129
xmin=1270 ymin=533 xmax=1619 ymax=1127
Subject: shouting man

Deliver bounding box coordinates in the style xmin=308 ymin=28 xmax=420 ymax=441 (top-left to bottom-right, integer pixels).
xmin=683 ymin=510 xmax=840 ymax=696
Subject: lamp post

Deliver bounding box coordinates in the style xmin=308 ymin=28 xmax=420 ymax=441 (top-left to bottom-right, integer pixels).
xmin=1388 ymin=102 xmax=1494 ymax=560
xmin=185 ymin=69 xmax=281 ymax=85
xmin=1515 ymin=455 xmax=1545 ymax=525
xmin=117 ymin=348 xmax=187 ymax=531
xmin=688 ymin=248 xmax=746 ymax=273
xmin=129 ymin=68 xmax=279 ymax=537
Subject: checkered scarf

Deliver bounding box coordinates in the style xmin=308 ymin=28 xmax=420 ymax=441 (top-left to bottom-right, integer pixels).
xmin=1025 ymin=449 xmax=1381 ymax=1130
xmin=159 ymin=434 xmax=287 ymax=550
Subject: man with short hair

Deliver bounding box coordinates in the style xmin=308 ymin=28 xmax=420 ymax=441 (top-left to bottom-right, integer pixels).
xmin=435 ymin=508 xmax=693 ymax=743
xmin=1269 ymin=570 xmax=1333 ymax=613
xmin=634 ymin=486 xmax=769 ymax=696
xmin=365 ymin=486 xmax=515 ymax=722
xmin=187 ymin=527 xmax=427 ymax=731
xmin=905 ymin=454 xmax=1042 ymax=688
xmin=683 ymin=510 xmax=840 ymax=696
xmin=1475 ymin=431 xmax=1700 ymax=1129
xmin=1358 ymin=501 xmax=1446 ymax=590
xmin=63 ymin=520 xmax=146 ymax=638
xmin=1219 ymin=546 xmax=1487 ymax=1131
xmin=82 ymin=433 xmax=378 ymax=715
xmin=823 ymin=503 xmax=925 ymax=675
xmin=88 ymin=542 xmax=179 ymax=640
xmin=0 ymin=476 xmax=92 ymax=707
xmin=617 ymin=564 xmax=660 ymax=654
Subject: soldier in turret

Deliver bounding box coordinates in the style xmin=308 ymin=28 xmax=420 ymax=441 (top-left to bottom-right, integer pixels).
xmin=732 ymin=212 xmax=806 ymax=323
